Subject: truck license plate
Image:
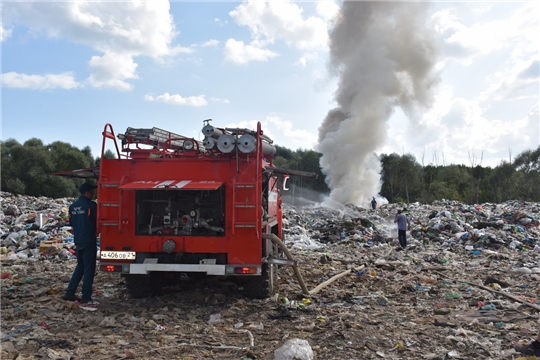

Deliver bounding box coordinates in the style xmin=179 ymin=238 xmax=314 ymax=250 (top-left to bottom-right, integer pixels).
xmin=101 ymin=251 xmax=136 ymax=260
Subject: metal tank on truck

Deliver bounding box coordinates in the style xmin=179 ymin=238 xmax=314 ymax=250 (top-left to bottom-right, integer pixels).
xmin=57 ymin=120 xmax=316 ymax=299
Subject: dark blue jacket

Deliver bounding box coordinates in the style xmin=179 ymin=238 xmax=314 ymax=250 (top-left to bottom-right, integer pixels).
xmin=69 ymin=196 xmax=97 ymax=249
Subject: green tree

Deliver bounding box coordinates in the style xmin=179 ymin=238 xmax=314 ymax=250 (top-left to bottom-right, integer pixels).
xmin=489 ymin=161 xmax=517 ymax=203
xmin=1 ymin=138 xmax=97 ymax=198
xmin=1 ymin=139 xmax=20 ymax=192
xmin=274 ymin=145 xmax=295 ymax=161
xmin=48 ymin=141 xmax=95 ymax=172
xmin=273 ymin=146 xmax=329 ymax=205
xmin=419 ymin=165 xmax=440 ymax=203
xmin=398 ymin=154 xmax=422 ymax=203
xmin=437 ymin=165 xmax=471 ymax=201
xmin=379 ymin=153 xmax=401 ymax=203
xmin=6 ymin=138 xmax=54 ymax=196
xmin=380 ymin=153 xmax=422 ymax=203
xmin=513 ymin=146 xmax=540 ymax=201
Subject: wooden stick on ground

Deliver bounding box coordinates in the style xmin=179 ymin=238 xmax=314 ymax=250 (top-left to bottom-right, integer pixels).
xmin=262 ymin=233 xmax=365 ymax=296
xmin=309 ymin=265 xmax=365 ymax=295
xmin=435 ymin=271 xmax=540 ymax=312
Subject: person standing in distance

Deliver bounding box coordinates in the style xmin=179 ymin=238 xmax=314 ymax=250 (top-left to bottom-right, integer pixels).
xmin=394 ymin=209 xmax=410 ymax=249
xmin=371 ymin=197 xmax=377 ymax=210
xmin=63 ymin=183 xmax=99 ymax=305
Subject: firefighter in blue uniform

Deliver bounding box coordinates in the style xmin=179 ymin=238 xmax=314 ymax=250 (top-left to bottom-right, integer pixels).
xmin=63 ymin=183 xmax=98 ymax=304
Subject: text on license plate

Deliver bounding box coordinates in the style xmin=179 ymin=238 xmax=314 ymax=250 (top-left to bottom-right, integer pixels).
xmin=101 ymin=251 xmax=136 ymax=260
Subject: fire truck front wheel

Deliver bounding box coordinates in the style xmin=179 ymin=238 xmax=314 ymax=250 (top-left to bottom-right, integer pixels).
xmin=125 ymin=274 xmax=162 ymax=298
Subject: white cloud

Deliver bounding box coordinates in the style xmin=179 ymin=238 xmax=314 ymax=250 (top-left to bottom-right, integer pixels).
xmin=315 ymin=0 xmax=340 ymax=22
xmin=433 ymin=3 xmax=539 ymax=108
xmin=87 ymin=52 xmax=138 ymax=91
xmin=434 ymin=2 xmax=539 ymax=65
xmin=144 ymin=93 xmax=208 ymax=107
xmin=1 ymin=72 xmax=80 ymax=90
xmin=214 ymin=18 xmax=227 ymax=26
xmin=224 ymin=39 xmax=278 ymax=65
xmin=267 ymin=116 xmax=317 ymax=149
xmin=1 ymin=27 xmax=13 ymax=42
xmin=227 ymin=1 xmax=328 ymax=65
xmin=481 ymin=62 xmax=539 ymax=102
xmin=202 ymin=39 xmax=219 ymax=47
xmin=210 ymin=97 xmax=230 ymax=104
xmin=295 ymin=52 xmax=318 ymax=67
xmin=520 ymin=102 xmax=540 ymax=148
xmin=7 ymin=1 xmax=182 ymax=57
xmin=230 ymin=2 xmax=328 ymax=50
xmin=408 ymin=2 xmax=539 ymax=167
xmin=224 ymin=118 xmax=315 ymax=152
xmin=4 ymin=1 xmax=189 ymax=90
xmin=385 ymin=84 xmax=538 ymax=167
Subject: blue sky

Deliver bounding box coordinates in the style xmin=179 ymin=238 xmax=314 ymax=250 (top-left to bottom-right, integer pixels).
xmin=1 ymin=1 xmax=539 ymax=204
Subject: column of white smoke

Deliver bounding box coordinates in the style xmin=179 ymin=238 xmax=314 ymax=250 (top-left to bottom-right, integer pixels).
xmin=318 ymin=2 xmax=440 ymax=208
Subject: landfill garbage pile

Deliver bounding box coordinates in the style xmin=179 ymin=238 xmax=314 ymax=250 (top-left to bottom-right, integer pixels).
xmin=1 ymin=191 xmax=540 ymax=360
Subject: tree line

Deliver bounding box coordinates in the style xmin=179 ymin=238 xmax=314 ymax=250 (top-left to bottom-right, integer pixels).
xmin=274 ymin=145 xmax=540 ymax=205
xmin=1 ymin=137 xmax=538 ymax=205
xmin=1 ymin=138 xmax=115 ymax=198
xmin=378 ymin=147 xmax=540 ymax=204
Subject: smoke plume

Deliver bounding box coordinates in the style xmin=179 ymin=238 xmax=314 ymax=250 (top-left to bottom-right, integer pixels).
xmin=318 ymin=2 xmax=440 ymax=207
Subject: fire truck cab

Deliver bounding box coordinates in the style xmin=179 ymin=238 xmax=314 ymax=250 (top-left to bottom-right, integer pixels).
xmin=87 ymin=120 xmax=306 ymax=298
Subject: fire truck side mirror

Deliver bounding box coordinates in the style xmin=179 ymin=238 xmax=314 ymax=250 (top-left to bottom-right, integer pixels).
xmin=281 ymin=175 xmax=290 ymax=193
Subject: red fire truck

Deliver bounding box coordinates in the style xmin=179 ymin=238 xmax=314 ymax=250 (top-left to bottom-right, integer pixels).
xmin=58 ymin=120 xmax=315 ymax=298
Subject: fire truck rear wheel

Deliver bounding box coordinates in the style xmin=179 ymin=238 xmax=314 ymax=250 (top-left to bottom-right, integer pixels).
xmin=125 ymin=274 xmax=162 ymax=298
xmin=240 ymin=263 xmax=277 ymax=299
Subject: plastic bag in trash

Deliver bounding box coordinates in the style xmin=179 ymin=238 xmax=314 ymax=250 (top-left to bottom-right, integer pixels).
xmin=274 ymin=338 xmax=313 ymax=360
xmin=208 ymin=313 xmax=222 ymax=325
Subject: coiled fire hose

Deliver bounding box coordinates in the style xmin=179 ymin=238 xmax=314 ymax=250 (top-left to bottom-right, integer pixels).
xmin=262 ymin=233 xmax=365 ymax=296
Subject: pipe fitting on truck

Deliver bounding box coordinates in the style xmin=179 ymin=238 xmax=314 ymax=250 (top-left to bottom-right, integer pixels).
xmin=198 ymin=218 xmax=225 ymax=233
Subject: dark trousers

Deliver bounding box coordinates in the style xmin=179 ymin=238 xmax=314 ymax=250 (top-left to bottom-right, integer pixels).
xmin=66 ymin=244 xmax=96 ymax=300
xmin=398 ymin=229 xmax=407 ymax=248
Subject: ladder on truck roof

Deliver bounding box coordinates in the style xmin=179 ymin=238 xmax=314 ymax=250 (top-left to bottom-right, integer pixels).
xmin=117 ymin=127 xmax=187 ymax=150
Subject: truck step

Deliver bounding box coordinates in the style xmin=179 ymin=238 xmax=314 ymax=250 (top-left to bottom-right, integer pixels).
xmin=100 ymin=222 xmax=119 ymax=226
xmin=100 ymin=202 xmax=119 ymax=207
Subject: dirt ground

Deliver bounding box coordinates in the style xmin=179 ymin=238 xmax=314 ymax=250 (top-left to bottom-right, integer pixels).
xmin=2 ymin=200 xmax=540 ymax=359
xmin=2 ymin=241 xmax=540 ymax=360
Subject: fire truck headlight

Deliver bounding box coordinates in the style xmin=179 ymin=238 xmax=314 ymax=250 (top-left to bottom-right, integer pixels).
xmin=183 ymin=139 xmax=195 ymax=150
xmin=163 ymin=239 xmax=176 ymax=254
